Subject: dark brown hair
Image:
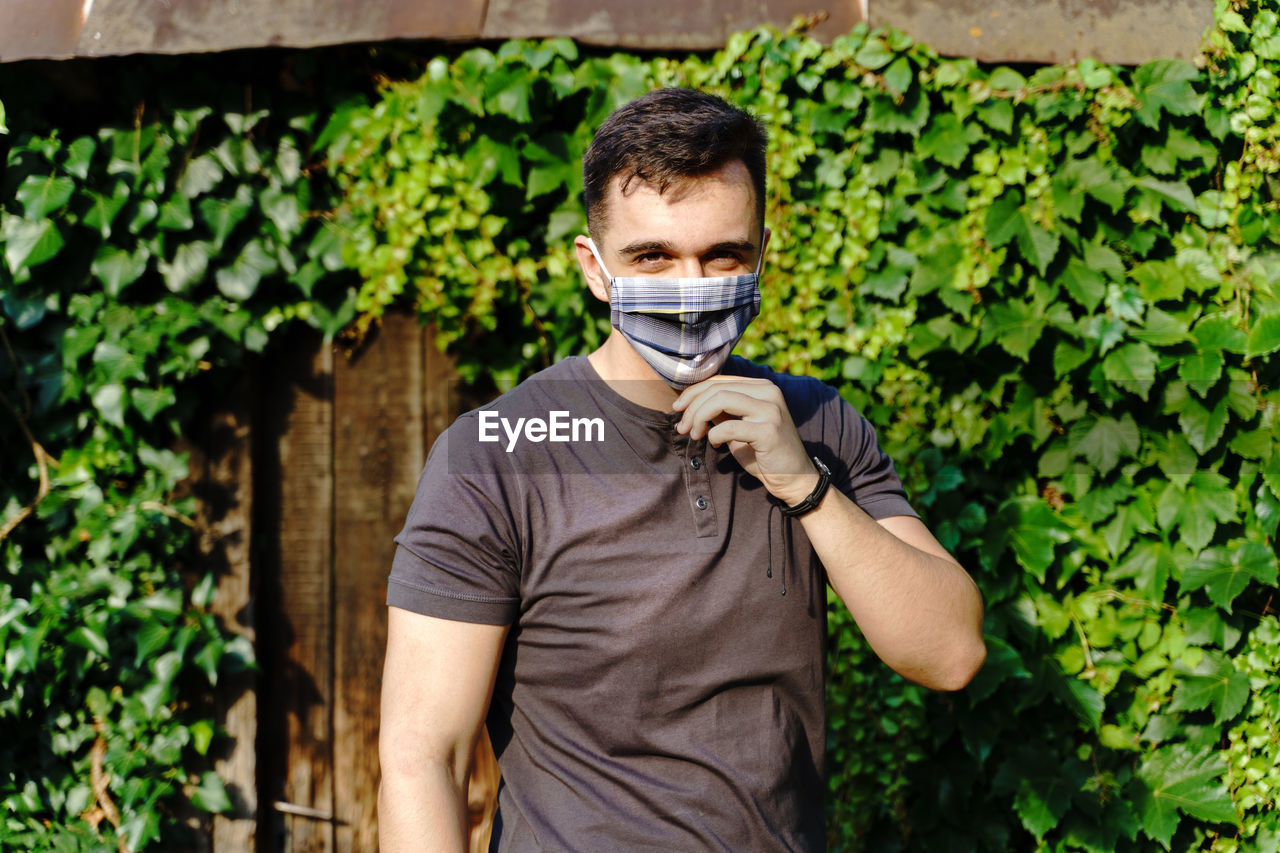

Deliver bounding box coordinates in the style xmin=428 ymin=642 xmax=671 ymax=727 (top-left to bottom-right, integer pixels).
xmin=582 ymin=88 xmax=768 ymax=237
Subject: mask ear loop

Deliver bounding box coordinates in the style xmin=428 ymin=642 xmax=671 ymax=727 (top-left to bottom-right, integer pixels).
xmin=753 ymin=227 xmax=769 ymax=277
xmin=585 ymin=238 xmax=615 ymax=284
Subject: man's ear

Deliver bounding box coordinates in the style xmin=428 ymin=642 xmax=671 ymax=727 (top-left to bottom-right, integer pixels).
xmin=574 ymin=235 xmax=610 ymax=304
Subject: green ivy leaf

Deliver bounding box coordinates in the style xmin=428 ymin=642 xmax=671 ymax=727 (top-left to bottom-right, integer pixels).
xmin=1246 ymin=312 xmax=1280 ymax=359
xmin=91 ymin=245 xmax=151 ymax=297
xmin=215 ymin=239 xmax=278 ymax=300
xmin=919 ymin=113 xmax=976 ymax=168
xmin=83 ymin=181 xmax=131 ymax=238
xmin=1193 ymin=313 xmax=1248 ymax=353
xmin=189 ymin=771 xmax=233 ymax=814
xmin=1134 ymin=176 xmax=1196 ymax=213
xmin=866 ymin=88 xmax=929 ymax=136
xmin=1063 ymin=158 xmax=1129 ymax=212
xmin=1102 ymin=343 xmax=1158 ymax=400
xmin=260 ymin=186 xmax=302 ymax=239
xmin=883 ymin=56 xmax=914 ymax=96
xmin=2 ymin=215 xmax=64 ymax=272
xmin=15 ymin=174 xmax=76 ymax=219
xmin=62 ymin=136 xmax=97 ymax=179
xmin=199 ymin=186 xmax=254 ymax=251
xmin=1179 ymin=348 xmax=1224 ymax=397
xmin=1180 ymin=541 xmax=1279 ymax=612
xmin=998 ymin=497 xmax=1071 ymax=582
xmin=159 ymin=242 xmax=213 ymax=294
xmin=983 ymin=299 xmax=1046 ymax=361
xmin=1157 ymin=471 xmax=1237 ymax=554
xmin=1170 ymin=649 xmax=1251 ymax=724
xmin=190 ymin=720 xmax=215 ymax=757
xmin=854 ymin=36 xmax=895 ymax=70
xmin=1013 ymin=213 xmax=1060 ymax=274
xmin=1111 ymin=540 xmax=1179 ymax=601
xmin=157 ymin=192 xmax=195 ymax=230
xmin=1131 ymin=307 xmax=1190 ymax=346
xmin=1150 ymin=431 xmax=1198 ymax=488
xmin=179 ymin=153 xmax=225 ymax=197
xmin=1059 ymin=258 xmax=1107 ymax=313
xmin=1166 ymin=383 xmax=1230 ymax=455
xmin=1102 ymin=499 xmax=1156 ymax=560
xmin=1132 ymin=59 xmax=1203 ymax=129
xmin=130 ymin=386 xmax=177 ymax=421
xmin=1070 ymin=414 xmax=1141 ymax=475
xmin=1015 ymin=758 xmax=1090 ymax=839
xmin=91 ymin=383 xmax=126 ymax=428
xmin=1134 ymin=744 xmax=1235 ymax=848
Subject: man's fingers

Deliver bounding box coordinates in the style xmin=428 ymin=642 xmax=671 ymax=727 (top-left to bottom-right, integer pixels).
xmin=680 ymin=389 xmax=778 ymax=439
xmin=673 ymin=377 xmax=781 ymax=412
xmin=705 ymin=417 xmax=767 ymax=448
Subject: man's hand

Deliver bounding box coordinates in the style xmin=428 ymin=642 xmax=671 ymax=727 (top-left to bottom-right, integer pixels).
xmin=672 ymin=376 xmax=818 ymax=506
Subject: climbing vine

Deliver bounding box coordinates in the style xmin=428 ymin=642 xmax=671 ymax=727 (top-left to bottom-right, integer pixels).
xmin=2 ymin=1 xmax=1278 ymax=848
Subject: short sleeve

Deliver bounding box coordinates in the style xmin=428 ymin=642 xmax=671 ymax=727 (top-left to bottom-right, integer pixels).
xmin=830 ymin=396 xmax=918 ymax=521
xmin=388 ymin=414 xmax=523 ymax=625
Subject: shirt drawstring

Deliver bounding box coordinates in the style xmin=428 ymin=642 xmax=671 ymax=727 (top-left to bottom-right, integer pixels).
xmin=767 ymin=501 xmax=788 ymax=596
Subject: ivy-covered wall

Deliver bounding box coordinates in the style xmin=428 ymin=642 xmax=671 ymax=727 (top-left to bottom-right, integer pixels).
xmin=2 ymin=1 xmax=1279 ymax=850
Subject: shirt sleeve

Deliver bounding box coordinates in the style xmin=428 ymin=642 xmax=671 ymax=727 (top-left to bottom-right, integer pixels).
xmin=388 ymin=414 xmax=523 ymax=625
xmin=831 ymin=395 xmax=918 ymax=521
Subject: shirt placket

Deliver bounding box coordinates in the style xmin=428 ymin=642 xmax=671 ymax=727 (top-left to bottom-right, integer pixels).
xmin=668 ymin=416 xmax=718 ymax=538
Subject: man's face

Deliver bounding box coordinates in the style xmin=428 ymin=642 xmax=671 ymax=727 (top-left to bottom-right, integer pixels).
xmin=576 ymin=159 xmax=765 ymax=298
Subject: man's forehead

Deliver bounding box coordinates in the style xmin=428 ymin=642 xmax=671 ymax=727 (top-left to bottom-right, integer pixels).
xmin=607 ymin=159 xmax=756 ymax=207
xmin=597 ymin=160 xmax=760 ymax=245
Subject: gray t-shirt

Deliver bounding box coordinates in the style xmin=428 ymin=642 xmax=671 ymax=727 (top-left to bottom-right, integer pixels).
xmin=389 ymin=355 xmax=916 ymax=852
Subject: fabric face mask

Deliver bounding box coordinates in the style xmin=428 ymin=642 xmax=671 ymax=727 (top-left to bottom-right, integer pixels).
xmin=587 ymin=238 xmax=763 ymax=390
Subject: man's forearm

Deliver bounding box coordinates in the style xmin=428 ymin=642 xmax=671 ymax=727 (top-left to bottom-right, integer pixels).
xmin=800 ymin=488 xmax=986 ymax=691
xmin=379 ymin=764 xmax=470 ymax=853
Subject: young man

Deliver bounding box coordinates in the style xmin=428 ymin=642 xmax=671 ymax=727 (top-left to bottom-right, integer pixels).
xmin=379 ymin=88 xmax=985 ymax=851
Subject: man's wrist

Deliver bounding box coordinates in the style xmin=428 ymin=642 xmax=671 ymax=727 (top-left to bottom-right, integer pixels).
xmin=773 ymin=473 xmax=820 ymax=507
xmin=774 ymin=457 xmax=831 ymax=516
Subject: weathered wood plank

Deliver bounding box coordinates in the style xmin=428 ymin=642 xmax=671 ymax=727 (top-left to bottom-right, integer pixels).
xmin=261 ymin=328 xmax=336 ymax=853
xmin=199 ymin=380 xmax=258 ymax=852
xmin=332 ymin=311 xmax=425 ymax=852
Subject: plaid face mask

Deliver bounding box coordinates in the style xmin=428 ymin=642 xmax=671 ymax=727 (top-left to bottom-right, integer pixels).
xmin=587 ymin=238 xmax=762 ymax=390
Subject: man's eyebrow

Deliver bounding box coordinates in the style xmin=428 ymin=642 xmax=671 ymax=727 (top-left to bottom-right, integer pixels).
xmin=617 ymin=239 xmax=676 ymax=257
xmin=617 ymin=239 xmax=758 ymax=257
xmin=703 ymin=240 xmax=758 ymax=255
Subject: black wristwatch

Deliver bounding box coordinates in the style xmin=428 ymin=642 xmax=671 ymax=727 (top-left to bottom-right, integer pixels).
xmin=778 ymin=456 xmax=831 ymax=517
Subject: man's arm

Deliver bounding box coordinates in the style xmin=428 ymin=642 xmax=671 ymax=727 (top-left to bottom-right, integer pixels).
xmin=672 ymin=376 xmax=985 ymax=692
xmin=379 ymin=607 xmax=509 ymax=852
xmin=794 ymin=494 xmax=985 ymax=690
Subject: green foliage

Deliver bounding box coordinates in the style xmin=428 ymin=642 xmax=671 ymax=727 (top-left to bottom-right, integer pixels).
xmin=326 ymin=3 xmax=1279 ymax=850
xmin=321 ymin=39 xmax=643 ymax=389
xmin=3 ymin=0 xmax=1279 ymax=848
xmin=0 ymin=62 xmax=351 ymax=847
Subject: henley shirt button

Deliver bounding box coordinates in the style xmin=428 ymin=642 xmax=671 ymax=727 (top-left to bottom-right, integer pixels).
xmin=695 ymin=496 xmax=708 ymax=510
xmin=690 ymin=457 xmax=702 ymax=470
